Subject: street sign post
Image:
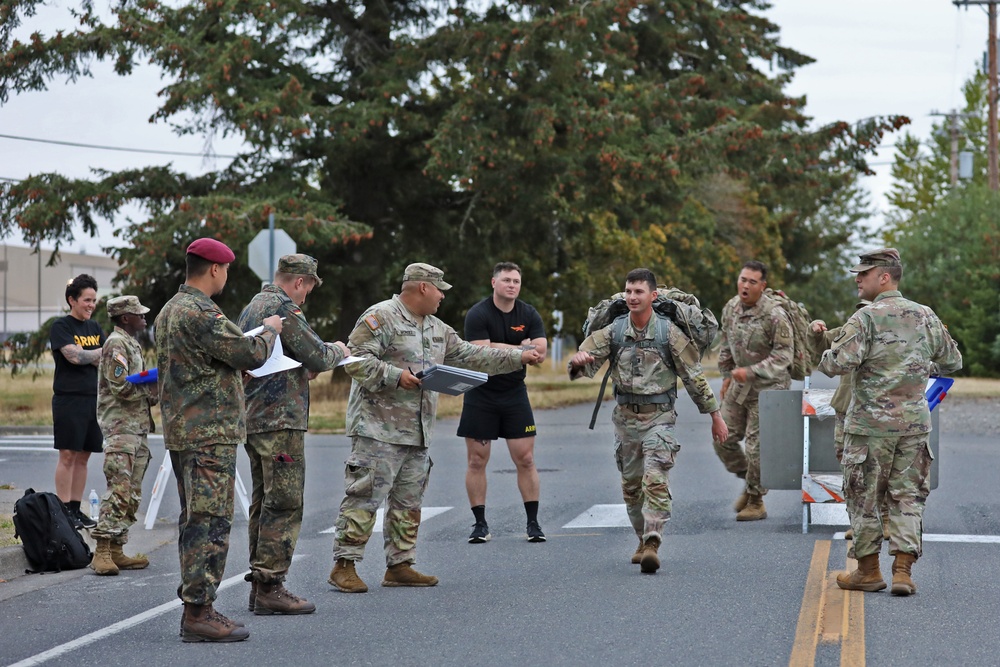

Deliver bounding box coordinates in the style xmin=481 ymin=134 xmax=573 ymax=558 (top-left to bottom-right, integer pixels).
xmin=248 ymin=227 xmax=296 ymax=282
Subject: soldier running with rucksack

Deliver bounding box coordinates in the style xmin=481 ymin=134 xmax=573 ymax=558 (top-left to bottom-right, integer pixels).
xmin=569 ymin=268 xmax=727 ymax=573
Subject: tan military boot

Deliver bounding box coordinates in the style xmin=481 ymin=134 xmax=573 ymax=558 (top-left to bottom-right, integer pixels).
xmin=382 ymin=562 xmax=439 ymax=587
xmin=254 ymin=582 xmax=316 ymax=615
xmin=328 ymin=558 xmax=368 ymax=593
xmin=109 ymin=542 xmax=149 ymax=570
xmin=736 ymin=496 xmax=767 ymax=521
xmin=630 ymin=538 xmax=644 ymax=564
xmin=836 ymin=554 xmax=887 ymax=592
xmin=733 ymin=491 xmax=750 ymax=513
xmin=91 ymin=538 xmax=119 ymax=576
xmin=891 ymin=552 xmax=917 ymax=596
xmin=180 ymin=603 xmax=244 ymax=637
xmin=181 ymin=604 xmax=250 ymax=643
xmin=639 ymin=536 xmax=661 ymax=574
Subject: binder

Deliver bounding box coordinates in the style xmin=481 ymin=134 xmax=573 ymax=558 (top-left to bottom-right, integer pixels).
xmin=925 ymin=376 xmax=954 ymax=412
xmin=415 ymin=364 xmax=488 ymax=396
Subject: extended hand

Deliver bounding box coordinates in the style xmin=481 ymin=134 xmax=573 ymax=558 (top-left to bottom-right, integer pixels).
xmin=710 ymin=411 xmax=729 ymax=443
xmin=569 ymin=350 xmax=594 ymax=368
xmin=731 ymin=367 xmax=749 ymax=384
xmin=398 ymin=368 xmax=422 ymax=390
xmin=521 ymin=349 xmax=543 ymax=366
xmin=263 ymin=314 xmax=284 ymax=335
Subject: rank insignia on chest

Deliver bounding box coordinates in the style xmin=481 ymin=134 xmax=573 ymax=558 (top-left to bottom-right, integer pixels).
xmin=364 ymin=314 xmax=383 ymax=332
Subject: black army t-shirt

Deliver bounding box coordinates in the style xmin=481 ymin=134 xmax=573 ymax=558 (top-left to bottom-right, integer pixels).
xmin=50 ymin=315 xmax=105 ymax=395
xmin=464 ymin=297 xmax=545 ymax=394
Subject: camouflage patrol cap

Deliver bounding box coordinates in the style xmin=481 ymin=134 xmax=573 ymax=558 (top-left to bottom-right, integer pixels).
xmin=402 ymin=262 xmax=452 ymax=291
xmin=850 ymin=248 xmax=901 ymax=273
xmin=107 ymin=295 xmax=150 ymax=318
xmin=278 ymin=254 xmax=323 ymax=286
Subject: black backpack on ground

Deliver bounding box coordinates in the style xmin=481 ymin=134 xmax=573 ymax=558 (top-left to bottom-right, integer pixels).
xmin=12 ymin=488 xmax=93 ymax=573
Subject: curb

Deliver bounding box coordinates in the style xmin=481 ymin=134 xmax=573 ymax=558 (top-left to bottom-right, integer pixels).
xmin=0 ymin=426 xmax=54 ymax=436
xmin=0 ymin=521 xmax=177 ymax=585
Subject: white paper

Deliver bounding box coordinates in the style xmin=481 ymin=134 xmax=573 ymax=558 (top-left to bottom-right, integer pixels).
xmin=243 ymin=325 xmax=303 ymax=378
xmin=337 ymin=355 xmax=365 ymax=367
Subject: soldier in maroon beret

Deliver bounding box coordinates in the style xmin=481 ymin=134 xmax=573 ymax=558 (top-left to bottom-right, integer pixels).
xmin=156 ymin=237 xmax=284 ymax=641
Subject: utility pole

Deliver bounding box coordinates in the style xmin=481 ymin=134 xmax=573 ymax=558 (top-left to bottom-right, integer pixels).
xmin=953 ymin=1 xmax=999 ymax=190
xmin=931 ymin=109 xmax=977 ymax=185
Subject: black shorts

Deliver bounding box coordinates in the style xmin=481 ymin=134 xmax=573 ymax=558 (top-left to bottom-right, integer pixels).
xmin=457 ymin=385 xmax=537 ymax=441
xmin=52 ymin=394 xmax=104 ymax=453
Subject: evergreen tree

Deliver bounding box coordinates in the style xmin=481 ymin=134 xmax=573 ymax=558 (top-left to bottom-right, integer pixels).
xmin=1 ymin=0 xmax=904 ymax=342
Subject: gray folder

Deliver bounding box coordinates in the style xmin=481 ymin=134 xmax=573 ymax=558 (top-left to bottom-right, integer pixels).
xmin=416 ymin=364 xmax=488 ymax=395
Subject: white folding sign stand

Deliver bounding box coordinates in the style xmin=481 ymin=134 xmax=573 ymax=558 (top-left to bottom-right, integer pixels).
xmin=144 ymin=450 xmax=251 ymax=530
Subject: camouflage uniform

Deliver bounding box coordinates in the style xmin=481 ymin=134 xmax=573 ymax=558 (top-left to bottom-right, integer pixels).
xmin=334 ymin=294 xmax=523 ymax=565
xmin=92 ymin=325 xmax=156 ymax=544
xmin=156 ymin=283 xmax=278 ymax=605
xmin=569 ymin=315 xmax=719 ymax=541
xmin=819 ymin=290 xmax=962 ymax=560
xmin=239 ymin=282 xmax=345 ymax=584
xmin=715 ymin=292 xmax=794 ymax=496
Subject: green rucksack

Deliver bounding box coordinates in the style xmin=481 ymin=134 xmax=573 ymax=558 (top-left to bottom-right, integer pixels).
xmin=582 ymin=287 xmax=718 ymax=429
xmin=762 ymin=288 xmax=814 ymax=381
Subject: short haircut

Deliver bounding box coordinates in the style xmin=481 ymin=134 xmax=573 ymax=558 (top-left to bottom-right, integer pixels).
xmin=879 ymin=265 xmax=903 ymax=282
xmin=65 ymin=274 xmax=98 ymax=305
xmin=274 ymin=270 xmax=315 ymax=286
xmin=625 ymin=268 xmax=657 ymax=291
xmin=111 ymin=314 xmax=128 ymax=326
xmin=742 ymin=260 xmax=768 ymax=282
xmin=186 ymin=253 xmax=215 ymax=279
xmin=493 ymin=262 xmax=521 ymax=277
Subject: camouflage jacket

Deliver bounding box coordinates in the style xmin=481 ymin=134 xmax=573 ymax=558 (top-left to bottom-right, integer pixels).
xmin=717 ymin=293 xmax=793 ymax=402
xmin=818 ymin=291 xmax=963 ymax=436
xmin=239 ymin=284 xmax=346 ymax=433
xmin=345 ymin=294 xmax=523 ymax=447
xmin=97 ymin=327 xmax=156 ymax=437
xmin=568 ymin=315 xmax=719 ymax=415
xmin=155 ymin=284 xmax=278 ymax=450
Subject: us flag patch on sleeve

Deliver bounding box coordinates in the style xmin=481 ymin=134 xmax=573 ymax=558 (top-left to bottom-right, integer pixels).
xmin=114 ymin=353 xmax=128 ymax=367
xmin=364 ymin=313 xmax=382 ymax=332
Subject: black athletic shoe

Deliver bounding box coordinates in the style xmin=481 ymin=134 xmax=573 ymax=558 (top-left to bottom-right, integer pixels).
xmin=68 ymin=511 xmax=85 ymax=530
xmin=76 ymin=509 xmax=97 ymax=529
xmin=468 ymin=521 xmax=491 ymax=543
xmin=526 ymin=521 xmax=546 ymax=543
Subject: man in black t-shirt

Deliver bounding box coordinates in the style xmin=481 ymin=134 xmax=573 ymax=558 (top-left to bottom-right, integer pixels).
xmin=457 ymin=262 xmax=548 ymax=543
xmin=50 ymin=274 xmax=106 ymax=529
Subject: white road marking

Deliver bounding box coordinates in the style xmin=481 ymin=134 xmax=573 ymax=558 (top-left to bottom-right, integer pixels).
xmin=563 ymin=504 xmax=631 ymax=528
xmin=319 ymin=506 xmax=453 ymax=534
xmin=831 ymin=531 xmax=1000 ymax=544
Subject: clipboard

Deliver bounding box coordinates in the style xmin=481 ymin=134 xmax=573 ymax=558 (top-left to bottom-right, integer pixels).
xmin=415 ymin=364 xmax=488 ymax=396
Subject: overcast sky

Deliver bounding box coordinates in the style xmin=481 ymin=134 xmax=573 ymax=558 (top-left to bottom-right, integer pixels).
xmin=0 ymin=0 xmax=991 ymax=252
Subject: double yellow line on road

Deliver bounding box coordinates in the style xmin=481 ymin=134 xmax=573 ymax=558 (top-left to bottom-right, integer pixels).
xmin=789 ymin=540 xmax=866 ymax=667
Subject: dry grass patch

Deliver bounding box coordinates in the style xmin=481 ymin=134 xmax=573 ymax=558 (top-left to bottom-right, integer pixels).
xmin=949 ymin=377 xmax=1000 ymax=397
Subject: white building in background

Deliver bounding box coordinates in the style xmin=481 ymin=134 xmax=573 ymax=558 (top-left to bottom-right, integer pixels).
xmin=0 ymin=244 xmax=118 ymax=340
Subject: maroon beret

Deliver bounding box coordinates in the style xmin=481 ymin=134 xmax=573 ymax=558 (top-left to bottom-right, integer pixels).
xmin=186 ymin=238 xmax=236 ymax=264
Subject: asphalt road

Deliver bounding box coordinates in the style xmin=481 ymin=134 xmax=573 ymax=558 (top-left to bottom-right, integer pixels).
xmin=1 ymin=379 xmax=997 ymax=667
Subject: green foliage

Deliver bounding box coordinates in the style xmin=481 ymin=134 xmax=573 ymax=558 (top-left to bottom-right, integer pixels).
xmin=0 ymin=0 xmax=905 ymax=343
xmin=892 ymin=185 xmax=1000 ymax=376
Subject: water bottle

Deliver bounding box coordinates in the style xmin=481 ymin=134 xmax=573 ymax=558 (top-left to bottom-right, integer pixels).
xmin=89 ymin=489 xmax=100 ymax=522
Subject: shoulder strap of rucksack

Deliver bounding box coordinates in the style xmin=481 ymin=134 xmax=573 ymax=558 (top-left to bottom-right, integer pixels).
xmin=588 ymin=316 xmax=629 ymax=430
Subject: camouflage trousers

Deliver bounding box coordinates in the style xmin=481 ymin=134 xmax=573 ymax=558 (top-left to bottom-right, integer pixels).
xmin=92 ymin=434 xmax=151 ymax=544
xmin=842 ymin=432 xmax=932 ymax=560
xmin=170 ymin=445 xmax=236 ymax=605
xmin=713 ymin=393 xmax=768 ymax=497
xmin=245 ymin=430 xmax=305 ymax=584
xmin=333 ymin=436 xmax=433 ymax=567
xmin=612 ymin=405 xmax=680 ymax=541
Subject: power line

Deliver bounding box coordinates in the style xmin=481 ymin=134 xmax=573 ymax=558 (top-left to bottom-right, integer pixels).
xmin=0 ymin=132 xmax=240 ymax=159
